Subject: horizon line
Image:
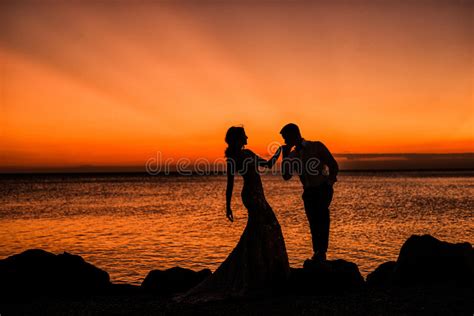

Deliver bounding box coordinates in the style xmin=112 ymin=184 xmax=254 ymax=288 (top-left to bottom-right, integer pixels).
xmin=1 ymin=152 xmax=473 ymax=174
xmin=1 ymin=169 xmax=474 ymax=176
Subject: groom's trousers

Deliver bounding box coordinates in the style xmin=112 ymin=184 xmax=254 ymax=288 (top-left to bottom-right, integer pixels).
xmin=302 ymin=182 xmax=334 ymax=255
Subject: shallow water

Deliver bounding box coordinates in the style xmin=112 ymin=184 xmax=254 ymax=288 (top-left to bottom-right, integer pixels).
xmin=0 ymin=172 xmax=473 ymax=285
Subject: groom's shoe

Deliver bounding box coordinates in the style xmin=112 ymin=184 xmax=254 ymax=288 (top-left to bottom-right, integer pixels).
xmin=311 ymin=252 xmax=327 ymax=262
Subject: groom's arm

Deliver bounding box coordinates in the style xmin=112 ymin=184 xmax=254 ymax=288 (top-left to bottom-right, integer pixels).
xmin=251 ymin=148 xmax=281 ymax=169
xmin=318 ymin=141 xmax=338 ymax=184
xmin=281 ymin=145 xmax=294 ymax=181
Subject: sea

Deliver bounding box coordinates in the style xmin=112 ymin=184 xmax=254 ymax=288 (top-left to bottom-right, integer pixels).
xmin=1 ymin=171 xmax=473 ymax=285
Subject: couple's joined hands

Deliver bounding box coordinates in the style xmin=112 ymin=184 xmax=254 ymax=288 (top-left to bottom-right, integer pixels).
xmin=281 ymin=144 xmax=294 ymax=157
xmin=271 ymin=144 xmax=291 ymax=161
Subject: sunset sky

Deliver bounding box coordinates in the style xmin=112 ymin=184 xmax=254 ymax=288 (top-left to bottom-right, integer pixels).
xmin=1 ymin=0 xmax=473 ymax=171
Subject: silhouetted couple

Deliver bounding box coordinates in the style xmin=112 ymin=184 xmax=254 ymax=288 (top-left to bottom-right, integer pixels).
xmin=181 ymin=123 xmax=338 ymax=302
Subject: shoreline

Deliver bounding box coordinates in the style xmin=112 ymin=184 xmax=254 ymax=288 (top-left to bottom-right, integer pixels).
xmin=1 ymin=234 xmax=472 ymax=315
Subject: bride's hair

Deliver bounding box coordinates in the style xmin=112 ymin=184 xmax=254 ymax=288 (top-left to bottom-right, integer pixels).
xmin=225 ymin=126 xmax=246 ymax=159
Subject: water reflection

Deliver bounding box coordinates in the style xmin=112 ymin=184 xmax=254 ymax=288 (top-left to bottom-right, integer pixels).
xmin=0 ymin=172 xmax=472 ymax=284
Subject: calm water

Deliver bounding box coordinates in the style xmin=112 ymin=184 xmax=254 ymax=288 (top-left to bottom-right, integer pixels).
xmin=1 ymin=172 xmax=473 ymax=285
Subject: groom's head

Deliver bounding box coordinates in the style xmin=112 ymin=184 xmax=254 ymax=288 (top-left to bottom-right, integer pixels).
xmin=280 ymin=123 xmax=302 ymax=147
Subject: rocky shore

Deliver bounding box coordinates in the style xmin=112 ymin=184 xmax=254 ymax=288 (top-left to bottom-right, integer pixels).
xmin=1 ymin=235 xmax=472 ymax=315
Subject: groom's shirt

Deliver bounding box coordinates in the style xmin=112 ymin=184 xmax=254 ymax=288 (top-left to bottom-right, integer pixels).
xmin=285 ymin=140 xmax=339 ymax=189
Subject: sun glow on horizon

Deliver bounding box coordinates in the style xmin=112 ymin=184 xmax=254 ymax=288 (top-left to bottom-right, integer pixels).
xmin=1 ymin=1 xmax=473 ymax=169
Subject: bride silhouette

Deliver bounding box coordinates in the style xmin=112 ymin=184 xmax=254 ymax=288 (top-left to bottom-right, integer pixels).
xmin=179 ymin=126 xmax=290 ymax=302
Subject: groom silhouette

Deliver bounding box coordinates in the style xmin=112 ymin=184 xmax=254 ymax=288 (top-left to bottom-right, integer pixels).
xmin=280 ymin=123 xmax=338 ymax=261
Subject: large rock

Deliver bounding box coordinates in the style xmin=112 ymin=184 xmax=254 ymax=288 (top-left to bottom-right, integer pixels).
xmin=288 ymin=259 xmax=364 ymax=294
xmin=108 ymin=283 xmax=142 ymax=296
xmin=141 ymin=266 xmax=211 ymax=295
xmin=367 ymin=235 xmax=474 ymax=288
xmin=365 ymin=261 xmax=396 ymax=288
xmin=0 ymin=249 xmax=111 ymax=298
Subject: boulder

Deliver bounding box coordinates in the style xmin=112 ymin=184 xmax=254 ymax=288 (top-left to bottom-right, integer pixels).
xmin=141 ymin=266 xmax=211 ymax=295
xmin=367 ymin=235 xmax=474 ymax=288
xmin=288 ymin=259 xmax=364 ymax=294
xmin=108 ymin=283 xmax=142 ymax=296
xmin=395 ymin=234 xmax=473 ymax=287
xmin=0 ymin=249 xmax=111 ymax=298
xmin=366 ymin=261 xmax=396 ymax=288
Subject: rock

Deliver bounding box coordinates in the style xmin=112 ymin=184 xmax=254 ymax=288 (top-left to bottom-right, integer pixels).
xmin=395 ymin=234 xmax=473 ymax=287
xmin=288 ymin=259 xmax=364 ymax=294
xmin=0 ymin=249 xmax=111 ymax=298
xmin=141 ymin=267 xmax=211 ymax=295
xmin=367 ymin=235 xmax=474 ymax=288
xmin=366 ymin=261 xmax=396 ymax=288
xmin=108 ymin=283 xmax=143 ymax=296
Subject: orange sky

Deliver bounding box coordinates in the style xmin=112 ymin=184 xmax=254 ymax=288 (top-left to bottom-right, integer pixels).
xmin=0 ymin=1 xmax=473 ymax=169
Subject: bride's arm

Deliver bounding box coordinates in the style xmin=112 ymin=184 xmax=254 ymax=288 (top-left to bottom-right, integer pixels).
xmin=253 ymin=146 xmax=282 ymax=169
xmin=225 ymin=159 xmax=234 ymax=222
